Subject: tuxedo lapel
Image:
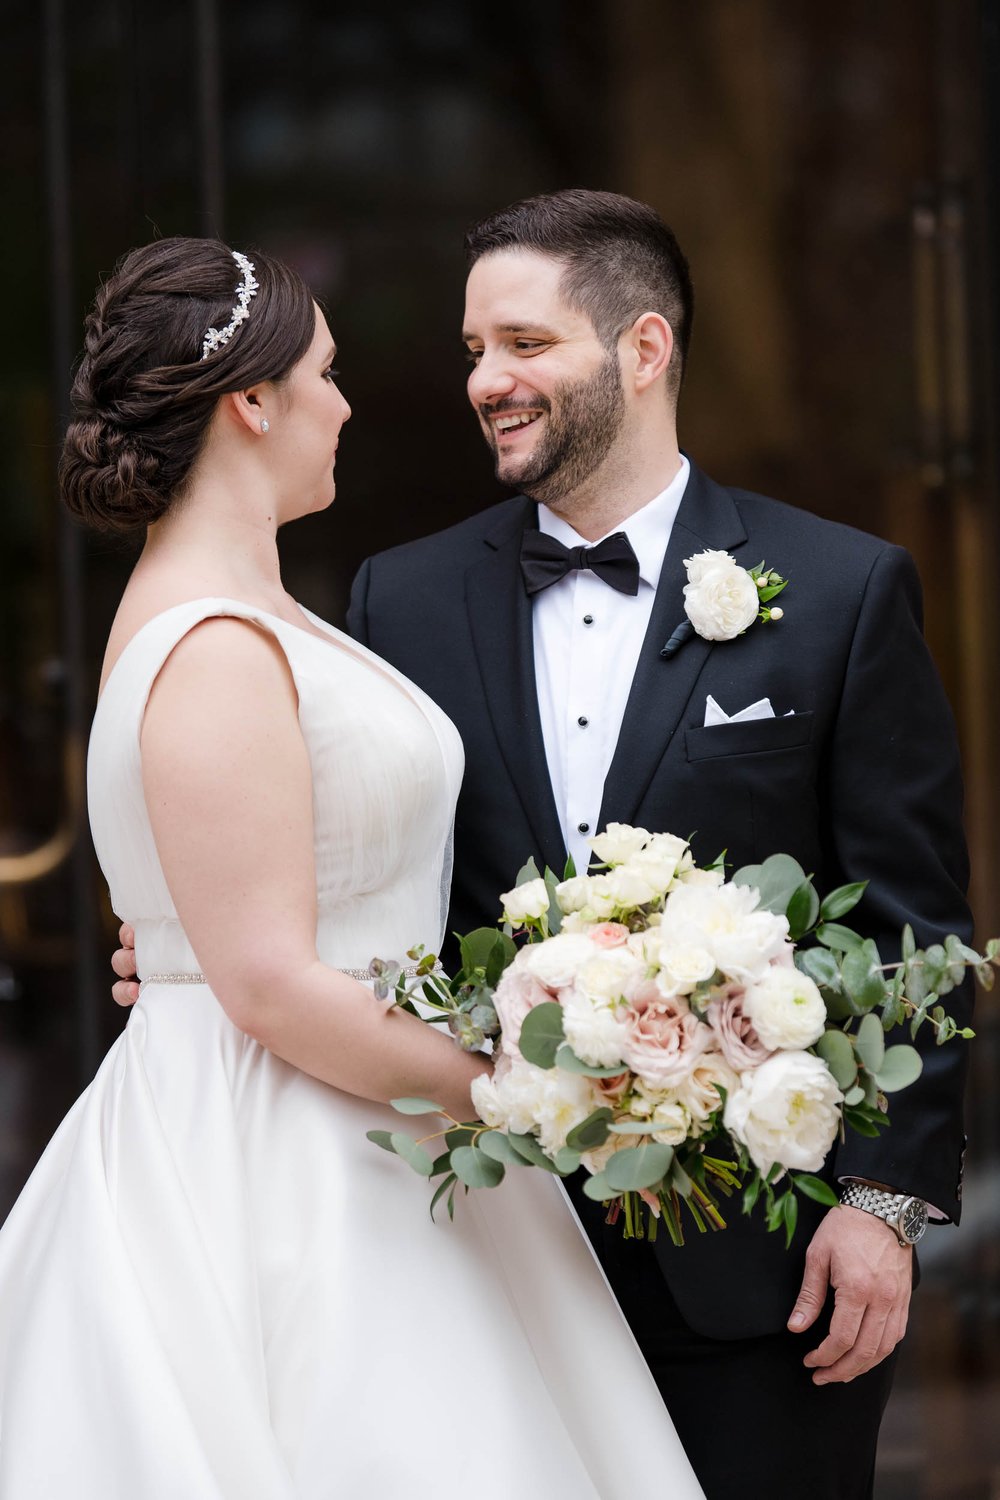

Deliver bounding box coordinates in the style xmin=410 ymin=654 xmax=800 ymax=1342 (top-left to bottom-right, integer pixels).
xmin=465 ymin=499 xmax=567 ymax=871
xmin=598 ymin=465 xmax=748 ymax=832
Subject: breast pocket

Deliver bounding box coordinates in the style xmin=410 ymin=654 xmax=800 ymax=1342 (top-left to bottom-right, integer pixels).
xmin=684 ymin=711 xmax=815 ymax=762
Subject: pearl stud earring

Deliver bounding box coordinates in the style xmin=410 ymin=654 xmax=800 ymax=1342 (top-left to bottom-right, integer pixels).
xmin=260 ymin=418 xmax=270 ymax=433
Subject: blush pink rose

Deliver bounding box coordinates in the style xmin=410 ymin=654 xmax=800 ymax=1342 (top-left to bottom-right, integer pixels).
xmin=592 ymin=1070 xmax=631 ymax=1106
xmin=493 ymin=965 xmax=554 ymax=1057
xmin=705 ymin=983 xmax=774 ymax=1070
xmin=621 ymin=983 xmax=713 ymax=1089
xmin=589 ymin=922 xmax=631 ymax=949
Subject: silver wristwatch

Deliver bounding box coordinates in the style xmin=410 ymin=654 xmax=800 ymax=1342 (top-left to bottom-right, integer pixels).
xmin=839 ymin=1182 xmax=929 ymax=1245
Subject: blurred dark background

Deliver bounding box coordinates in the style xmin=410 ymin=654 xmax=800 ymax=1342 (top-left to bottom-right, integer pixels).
xmin=2 ymin=3 xmax=998 ymax=1493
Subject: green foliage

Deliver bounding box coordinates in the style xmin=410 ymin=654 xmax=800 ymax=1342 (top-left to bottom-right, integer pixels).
xmin=605 ymin=1143 xmax=674 ymax=1191
xmin=565 ymin=1108 xmax=613 ymax=1151
xmin=792 ymin=1174 xmax=839 ymax=1207
xmin=517 ymin=1002 xmax=565 ymax=1068
xmin=873 ymin=1044 xmax=923 ymax=1092
xmin=390 ymin=1097 xmax=444 ymax=1115
xmin=819 ymin=882 xmax=868 ymax=921
xmin=816 ymin=1029 xmax=857 ymax=1089
xmin=390 ymin=1133 xmax=434 ymax=1176
xmin=732 ymin=853 xmax=809 ymax=916
xmin=450 ymin=1146 xmax=505 ymax=1189
xmin=816 ymin=922 xmax=865 ymax=952
xmin=854 ymin=1013 xmax=885 ymax=1074
xmin=553 ymin=1043 xmax=626 ymax=1077
xmin=786 ymin=880 xmax=820 ymax=940
xmin=478 ymin=1131 xmax=529 ymax=1166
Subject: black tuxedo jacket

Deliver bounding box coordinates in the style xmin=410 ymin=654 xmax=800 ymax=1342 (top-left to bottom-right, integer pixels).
xmin=347 ymin=461 xmax=972 ymax=1339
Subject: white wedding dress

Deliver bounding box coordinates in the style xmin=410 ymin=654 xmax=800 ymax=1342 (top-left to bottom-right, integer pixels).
xmin=0 ymin=599 xmax=703 ymax=1499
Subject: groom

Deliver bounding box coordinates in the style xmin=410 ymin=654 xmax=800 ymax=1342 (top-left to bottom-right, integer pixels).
xmin=346 ymin=190 xmax=973 ymax=1497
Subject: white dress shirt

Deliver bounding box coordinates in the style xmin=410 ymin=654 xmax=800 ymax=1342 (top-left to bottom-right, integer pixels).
xmin=532 ymin=457 xmax=690 ymax=877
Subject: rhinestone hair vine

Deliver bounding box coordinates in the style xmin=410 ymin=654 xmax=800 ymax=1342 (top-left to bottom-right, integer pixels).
xmin=200 ymin=250 xmax=260 ymax=361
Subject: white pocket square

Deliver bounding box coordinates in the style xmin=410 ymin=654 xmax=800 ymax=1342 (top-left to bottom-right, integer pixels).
xmin=703 ymin=694 xmax=794 ymax=727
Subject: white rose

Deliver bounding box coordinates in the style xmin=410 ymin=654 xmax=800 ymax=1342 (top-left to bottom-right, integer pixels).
xmin=674 ymin=1051 xmax=739 ymax=1129
xmin=604 ymin=865 xmax=658 ymax=910
xmin=555 ymin=875 xmax=597 ymax=914
xmin=520 ymin=932 xmax=596 ymax=989
xmin=622 ymin=847 xmax=681 ymax=895
xmin=744 ymin=967 xmax=827 ymax=1051
xmin=578 ymin=874 xmax=618 ymax=920
xmin=677 ymin=866 xmax=725 ymax=889
xmin=683 ymin=553 xmax=760 ymax=641
xmin=589 ymin=823 xmax=651 ymax=866
xmin=561 ymin=990 xmax=629 ymax=1068
xmin=648 ymin=1099 xmax=692 ymax=1146
xmin=723 ymin=1051 xmax=842 ymax=1174
xmin=654 ymin=941 xmax=718 ymax=995
xmin=500 ymin=877 xmax=550 ymax=924
xmin=559 ymin=911 xmax=594 ymax=934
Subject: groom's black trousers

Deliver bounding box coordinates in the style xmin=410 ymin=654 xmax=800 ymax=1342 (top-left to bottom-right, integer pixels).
xmin=598 ymin=1231 xmax=897 ymax=1500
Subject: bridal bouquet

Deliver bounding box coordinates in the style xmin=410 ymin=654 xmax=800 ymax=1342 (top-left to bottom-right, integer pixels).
xmin=369 ymin=826 xmax=990 ymax=1245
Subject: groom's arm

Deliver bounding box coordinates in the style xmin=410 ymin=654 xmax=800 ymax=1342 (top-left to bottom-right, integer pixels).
xmin=790 ymin=541 xmax=973 ymax=1383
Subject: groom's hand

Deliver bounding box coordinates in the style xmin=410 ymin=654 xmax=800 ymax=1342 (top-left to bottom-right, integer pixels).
xmin=111 ymin=922 xmax=140 ymax=1007
xmin=787 ymin=1205 xmax=912 ymax=1384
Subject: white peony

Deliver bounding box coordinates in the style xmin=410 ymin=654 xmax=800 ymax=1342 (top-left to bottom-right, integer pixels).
xmin=744 ymin=966 xmax=827 ymax=1051
xmin=561 ymin=988 xmax=629 ymax=1068
xmin=500 ymin=877 xmax=550 ymax=924
xmin=661 ymin=881 xmax=789 ymax=983
xmin=683 ymin=551 xmax=760 ymax=641
xmin=589 ymin=823 xmax=651 ymax=866
xmin=723 ymin=1051 xmax=842 ymax=1173
xmin=535 ymin=1069 xmax=599 ymax=1157
xmin=520 ymin=932 xmax=596 ymax=989
xmin=654 ymin=940 xmax=718 ymax=996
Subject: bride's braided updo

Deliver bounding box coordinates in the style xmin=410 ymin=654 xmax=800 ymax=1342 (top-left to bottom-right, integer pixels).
xmin=60 ymin=237 xmax=315 ymax=532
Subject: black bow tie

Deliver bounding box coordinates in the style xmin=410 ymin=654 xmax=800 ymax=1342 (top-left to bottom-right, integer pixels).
xmin=519 ymin=530 xmax=641 ymax=597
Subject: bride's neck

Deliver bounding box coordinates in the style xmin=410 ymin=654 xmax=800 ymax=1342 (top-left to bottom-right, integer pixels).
xmin=140 ymin=483 xmax=286 ymax=600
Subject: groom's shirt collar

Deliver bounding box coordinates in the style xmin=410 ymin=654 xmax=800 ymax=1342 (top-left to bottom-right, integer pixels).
xmin=535 ymin=455 xmax=690 ymax=588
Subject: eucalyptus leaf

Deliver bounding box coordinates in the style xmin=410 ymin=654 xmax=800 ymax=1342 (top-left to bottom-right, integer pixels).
xmin=841 ymin=947 xmax=885 ymax=1012
xmin=451 ymin=1145 xmax=505 ymax=1189
xmin=485 ymin=932 xmax=517 ymax=987
xmin=583 ymin=1170 xmax=614 ymax=1202
xmin=518 ymin=1002 xmax=566 ymax=1068
xmin=843 ymin=1085 xmax=865 ymax=1106
xmin=553 ymin=1043 xmax=627 ymax=1077
xmin=795 ymin=946 xmax=842 ymax=989
xmin=819 ymin=881 xmax=868 ymax=922
xmin=390 ymin=1133 xmax=434 ymax=1176
xmin=874 ymin=1044 xmax=923 ymax=1093
xmin=390 ymin=1097 xmax=445 ymax=1115
xmin=478 ymin=1131 xmax=529 ymax=1166
xmin=515 ymin=857 xmax=542 ymax=889
xmin=816 ymin=922 xmax=865 ymax=953
xmin=854 ymin=1013 xmax=886 ymax=1074
xmin=552 ymin=1147 xmax=583 ymax=1175
xmin=732 ymin=853 xmax=808 ymax=915
xmin=815 ymin=1028 xmax=857 ymax=1089
xmin=565 ymin=1108 xmax=614 ymax=1151
xmin=608 ymin=1120 xmax=658 ymax=1135
xmin=605 ymin=1143 xmax=674 ymax=1192
xmin=366 ymin=1129 xmax=397 ymax=1154
xmin=506 ymin=1132 xmax=562 ymax=1172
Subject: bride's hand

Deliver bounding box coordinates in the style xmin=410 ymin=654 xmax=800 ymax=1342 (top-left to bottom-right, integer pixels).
xmin=111 ymin=922 xmax=140 ymax=1007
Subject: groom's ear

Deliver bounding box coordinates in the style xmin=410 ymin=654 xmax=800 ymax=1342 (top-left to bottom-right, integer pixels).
xmin=623 ymin=312 xmax=674 ymax=395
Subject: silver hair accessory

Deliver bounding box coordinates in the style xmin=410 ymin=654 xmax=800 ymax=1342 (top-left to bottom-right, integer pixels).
xmin=260 ymin=418 xmax=269 ymax=433
xmin=200 ymin=250 xmax=260 ymax=361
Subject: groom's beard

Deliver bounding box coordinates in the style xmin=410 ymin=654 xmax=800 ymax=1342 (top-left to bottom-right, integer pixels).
xmin=481 ymin=352 xmax=626 ymax=509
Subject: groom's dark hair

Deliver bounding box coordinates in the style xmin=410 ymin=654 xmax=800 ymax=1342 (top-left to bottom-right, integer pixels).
xmin=464 ymin=189 xmax=694 ymax=399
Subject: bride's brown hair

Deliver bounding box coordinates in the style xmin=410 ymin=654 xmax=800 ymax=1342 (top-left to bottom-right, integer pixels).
xmin=59 ymin=237 xmax=316 ymax=533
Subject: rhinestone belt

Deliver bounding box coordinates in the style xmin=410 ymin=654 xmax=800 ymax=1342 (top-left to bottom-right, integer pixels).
xmin=139 ymin=962 xmax=436 ymax=991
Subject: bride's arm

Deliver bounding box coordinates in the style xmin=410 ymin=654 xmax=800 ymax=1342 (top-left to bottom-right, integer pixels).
xmin=140 ymin=617 xmax=487 ymax=1121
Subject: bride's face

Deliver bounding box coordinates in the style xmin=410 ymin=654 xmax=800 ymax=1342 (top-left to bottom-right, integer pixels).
xmin=270 ymin=305 xmax=351 ymax=519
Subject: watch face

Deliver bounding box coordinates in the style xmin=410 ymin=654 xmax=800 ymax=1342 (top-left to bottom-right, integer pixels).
xmin=900 ymin=1197 xmax=928 ymax=1243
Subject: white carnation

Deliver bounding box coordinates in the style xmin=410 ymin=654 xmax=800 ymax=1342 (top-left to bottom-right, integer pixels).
xmin=500 ymin=877 xmax=550 ymax=924
xmin=562 ymin=989 xmax=629 ymax=1068
xmin=744 ymin=967 xmax=827 ymax=1051
xmin=724 ymin=1051 xmax=842 ymax=1174
xmin=683 ymin=552 xmax=760 ymax=641
xmin=589 ymin=823 xmax=651 ymax=866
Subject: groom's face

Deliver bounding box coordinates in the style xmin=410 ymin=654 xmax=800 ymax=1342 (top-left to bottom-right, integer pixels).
xmin=462 ymin=249 xmax=626 ymax=505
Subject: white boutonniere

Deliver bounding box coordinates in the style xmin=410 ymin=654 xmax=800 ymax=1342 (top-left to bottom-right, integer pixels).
xmin=682 ymin=550 xmax=788 ymax=642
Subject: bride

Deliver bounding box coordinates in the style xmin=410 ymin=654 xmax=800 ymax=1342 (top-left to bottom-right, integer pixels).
xmin=0 ymin=237 xmax=702 ymax=1498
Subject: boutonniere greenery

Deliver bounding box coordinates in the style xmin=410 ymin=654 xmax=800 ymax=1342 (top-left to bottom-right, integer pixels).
xmin=682 ymin=550 xmax=789 ymax=643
